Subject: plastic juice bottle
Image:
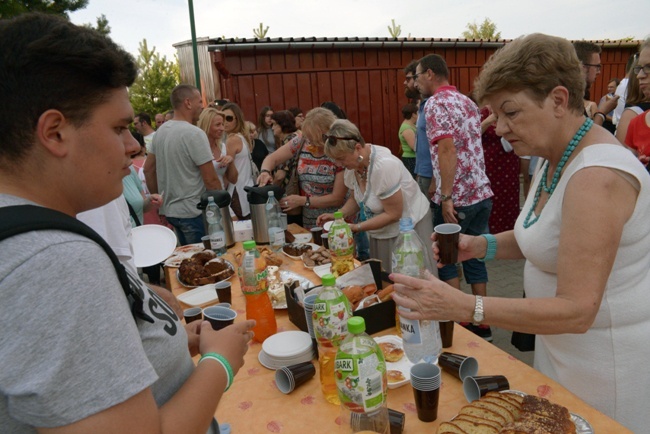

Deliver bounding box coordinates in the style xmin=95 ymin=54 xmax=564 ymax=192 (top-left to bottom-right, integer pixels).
xmin=266 ymin=191 xmax=285 ymax=252
xmin=335 ymin=316 xmax=389 ymax=434
xmin=239 ymin=240 xmax=277 ymax=343
xmin=313 ymin=274 xmax=352 ymax=405
xmin=391 ymin=217 xmax=442 ymax=364
xmin=206 ymin=196 xmax=226 ymax=256
xmin=328 ymin=211 xmax=355 ymax=277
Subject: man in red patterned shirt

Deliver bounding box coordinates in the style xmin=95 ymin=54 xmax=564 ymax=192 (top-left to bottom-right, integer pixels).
xmin=415 ymin=54 xmax=495 ymax=341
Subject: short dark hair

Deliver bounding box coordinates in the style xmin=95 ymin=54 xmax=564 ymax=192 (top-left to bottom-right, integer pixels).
xmin=403 ymin=59 xmax=418 ymax=75
xmin=136 ymin=113 xmax=152 ymax=126
xmin=271 ymin=110 xmax=297 ymax=134
xmin=401 ymin=103 xmax=418 ymax=120
xmin=418 ymin=54 xmax=449 ymax=79
xmin=320 ymin=101 xmax=347 ymax=119
xmin=0 ymin=13 xmax=137 ymax=167
xmin=170 ymin=84 xmax=199 ymax=109
xmin=572 ymin=41 xmax=601 ymax=64
xmin=287 ymin=107 xmax=303 ymax=118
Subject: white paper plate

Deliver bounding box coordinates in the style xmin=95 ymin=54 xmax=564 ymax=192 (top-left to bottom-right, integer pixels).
xmin=323 ymin=221 xmax=333 ymax=232
xmin=312 ymin=263 xmax=333 ymax=278
xmin=258 ymin=348 xmax=316 ymax=370
xmin=263 ymin=330 xmax=313 ymax=358
xmin=292 ymin=233 xmax=313 ymax=244
xmin=280 ymin=270 xmax=314 ymax=291
xmin=176 ymin=283 xmax=218 ymax=307
xmin=132 ymin=225 xmax=178 ymax=268
xmin=374 ymin=335 xmax=412 ymax=389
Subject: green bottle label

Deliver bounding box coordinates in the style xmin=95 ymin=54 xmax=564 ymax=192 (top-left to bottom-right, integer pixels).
xmin=329 ymin=225 xmax=354 ymax=256
xmin=335 ymin=337 xmax=387 ymax=413
xmin=313 ymin=296 xmax=351 ymax=348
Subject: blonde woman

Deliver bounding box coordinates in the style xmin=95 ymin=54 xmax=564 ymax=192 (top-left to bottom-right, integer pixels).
xmin=197 ymin=108 xmax=237 ymax=189
xmin=257 ymin=107 xmax=346 ymax=228
xmin=222 ymin=102 xmax=255 ymax=219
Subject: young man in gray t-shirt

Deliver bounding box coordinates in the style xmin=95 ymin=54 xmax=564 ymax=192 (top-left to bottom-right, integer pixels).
xmin=0 ymin=13 xmax=253 ymax=433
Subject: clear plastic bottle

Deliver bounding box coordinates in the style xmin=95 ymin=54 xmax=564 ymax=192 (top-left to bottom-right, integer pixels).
xmin=328 ymin=211 xmax=355 ymax=277
xmin=391 ymin=217 xmax=442 ymax=365
xmin=205 ymin=196 xmax=226 ymax=256
xmin=335 ymin=316 xmax=389 ymax=434
xmin=239 ymin=240 xmax=277 ymax=343
xmin=313 ymin=274 xmax=352 ymax=405
xmin=266 ymin=191 xmax=285 ymax=252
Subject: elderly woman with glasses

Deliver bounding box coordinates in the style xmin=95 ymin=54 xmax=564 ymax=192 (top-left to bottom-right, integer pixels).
xmin=315 ymin=119 xmax=435 ymax=273
xmin=257 ymin=107 xmax=347 ymax=229
xmin=391 ymin=33 xmax=650 ymax=432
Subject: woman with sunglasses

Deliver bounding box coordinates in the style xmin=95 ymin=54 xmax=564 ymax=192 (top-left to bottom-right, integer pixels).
xmin=256 ymin=107 xmax=347 ymax=229
xmin=316 ymin=119 xmax=435 ymax=273
xmin=197 ymin=108 xmax=238 ymax=190
xmin=222 ymin=102 xmax=256 ymax=219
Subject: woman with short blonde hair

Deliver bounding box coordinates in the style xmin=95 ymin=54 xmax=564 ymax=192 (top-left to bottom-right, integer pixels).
xmin=318 ymin=119 xmax=434 ymax=272
xmin=257 ymin=107 xmax=346 ymax=228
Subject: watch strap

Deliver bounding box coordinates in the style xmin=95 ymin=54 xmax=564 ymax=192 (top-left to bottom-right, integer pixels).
xmin=473 ymin=295 xmax=484 ymax=324
xmin=477 ymin=234 xmax=497 ymax=262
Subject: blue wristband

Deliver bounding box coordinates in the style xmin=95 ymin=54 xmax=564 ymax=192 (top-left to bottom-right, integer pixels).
xmin=478 ymin=234 xmax=497 ymax=262
xmin=199 ymin=352 xmax=234 ymax=392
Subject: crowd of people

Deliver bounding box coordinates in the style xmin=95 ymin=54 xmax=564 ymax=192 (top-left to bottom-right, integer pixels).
xmin=1 ymin=11 xmax=649 ymax=433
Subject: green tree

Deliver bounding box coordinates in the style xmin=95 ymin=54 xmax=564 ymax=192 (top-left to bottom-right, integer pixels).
xmin=129 ymin=39 xmax=180 ymax=118
xmin=253 ymin=22 xmax=269 ymax=38
xmin=0 ymin=0 xmax=88 ymax=19
xmin=462 ymin=18 xmax=501 ymax=40
xmin=387 ymin=19 xmax=401 ymax=38
xmin=83 ymin=13 xmax=111 ymax=36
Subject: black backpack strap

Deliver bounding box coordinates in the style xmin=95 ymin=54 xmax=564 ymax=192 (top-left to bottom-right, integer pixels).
xmin=125 ymin=201 xmax=142 ymax=227
xmin=0 ymin=205 xmax=153 ymax=323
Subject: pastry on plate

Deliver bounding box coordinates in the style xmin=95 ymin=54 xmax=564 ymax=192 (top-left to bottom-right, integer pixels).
xmin=387 ymin=369 xmax=406 ymax=384
xmin=378 ymin=342 xmax=404 ymax=362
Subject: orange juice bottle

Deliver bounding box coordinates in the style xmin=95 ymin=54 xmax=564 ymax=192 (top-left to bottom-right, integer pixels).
xmin=240 ymin=240 xmax=277 ymax=343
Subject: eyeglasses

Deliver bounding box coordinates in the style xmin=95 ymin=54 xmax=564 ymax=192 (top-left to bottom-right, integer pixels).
xmin=583 ymin=63 xmax=601 ymax=71
xmin=322 ymin=134 xmax=358 ymax=146
xmin=224 ymin=115 xmax=235 ymax=122
xmin=633 ymin=64 xmax=650 ymax=75
xmin=412 ymin=72 xmax=423 ymax=80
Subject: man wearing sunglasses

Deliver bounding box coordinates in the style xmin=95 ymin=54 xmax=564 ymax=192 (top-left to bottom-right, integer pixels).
xmin=414 ymin=54 xmax=494 ymax=341
xmin=144 ymin=84 xmax=222 ymax=245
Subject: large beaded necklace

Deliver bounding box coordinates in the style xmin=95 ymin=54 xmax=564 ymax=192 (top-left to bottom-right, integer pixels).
xmin=523 ymin=117 xmax=593 ymax=228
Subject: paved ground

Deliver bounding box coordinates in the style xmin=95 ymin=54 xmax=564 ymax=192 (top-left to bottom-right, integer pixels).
xmin=457 ymin=258 xmax=535 ymax=367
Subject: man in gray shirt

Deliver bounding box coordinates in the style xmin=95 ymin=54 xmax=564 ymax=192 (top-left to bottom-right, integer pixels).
xmin=144 ymin=84 xmax=222 ymax=245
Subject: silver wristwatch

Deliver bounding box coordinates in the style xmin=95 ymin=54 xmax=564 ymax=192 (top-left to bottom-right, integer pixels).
xmin=473 ymin=295 xmax=485 ymax=324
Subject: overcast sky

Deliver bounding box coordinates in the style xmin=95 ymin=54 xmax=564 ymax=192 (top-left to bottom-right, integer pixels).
xmin=69 ymin=0 xmax=650 ymax=60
